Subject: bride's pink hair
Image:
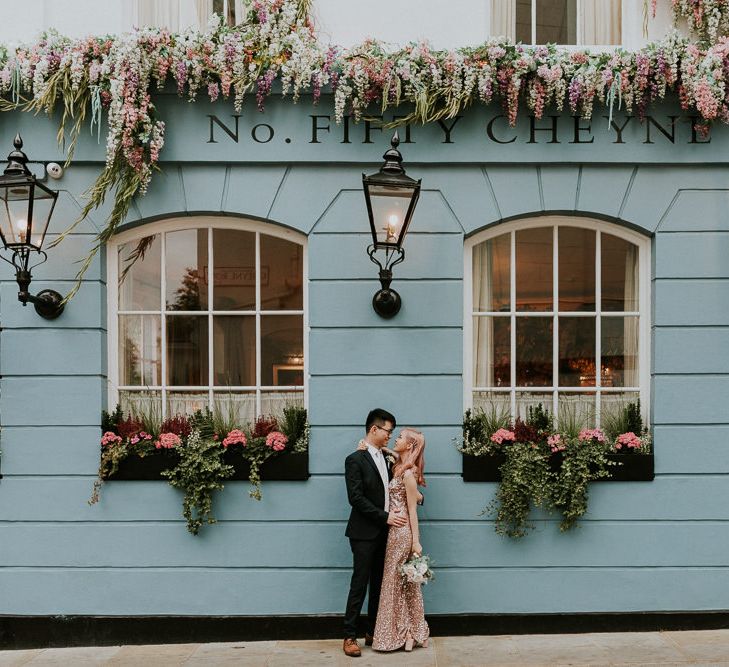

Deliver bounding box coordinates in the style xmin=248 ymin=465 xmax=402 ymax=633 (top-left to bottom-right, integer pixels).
xmin=394 ymin=428 xmax=427 ymax=487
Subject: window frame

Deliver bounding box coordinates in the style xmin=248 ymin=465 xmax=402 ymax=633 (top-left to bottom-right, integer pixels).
xmin=463 ymin=215 xmax=651 ymax=426
xmin=107 ymin=215 xmax=308 ymax=419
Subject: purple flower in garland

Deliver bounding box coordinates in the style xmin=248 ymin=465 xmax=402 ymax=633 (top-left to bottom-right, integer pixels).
xmin=256 ymin=69 xmax=276 ymax=111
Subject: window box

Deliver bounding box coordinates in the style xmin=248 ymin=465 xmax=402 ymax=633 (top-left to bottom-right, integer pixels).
xmin=106 ymin=450 xmax=309 ymax=481
xmin=462 ymin=451 xmax=654 ymax=482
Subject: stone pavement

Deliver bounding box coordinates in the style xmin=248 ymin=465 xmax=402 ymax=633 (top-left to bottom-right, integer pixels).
xmin=0 ymin=630 xmax=728 ymax=666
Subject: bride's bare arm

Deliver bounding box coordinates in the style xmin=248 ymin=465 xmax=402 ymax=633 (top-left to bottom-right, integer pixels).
xmin=403 ymin=470 xmax=423 ymax=556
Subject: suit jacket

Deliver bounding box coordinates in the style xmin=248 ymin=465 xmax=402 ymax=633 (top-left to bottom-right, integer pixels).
xmin=344 ymin=448 xmax=392 ymax=540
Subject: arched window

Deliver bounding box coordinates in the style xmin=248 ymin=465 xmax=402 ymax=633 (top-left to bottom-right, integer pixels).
xmin=465 ymin=216 xmax=650 ymax=428
xmin=108 ymin=216 xmax=306 ymax=421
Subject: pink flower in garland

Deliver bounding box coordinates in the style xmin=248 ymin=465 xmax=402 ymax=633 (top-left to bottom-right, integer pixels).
xmin=101 ymin=431 xmax=122 ymax=447
xmin=223 ymin=429 xmax=248 ymax=448
xmin=490 ymin=428 xmax=516 ymax=445
xmin=265 ymin=431 xmax=288 ymax=451
xmin=155 ymin=432 xmax=181 ymax=449
xmin=615 ymin=431 xmax=642 ymax=450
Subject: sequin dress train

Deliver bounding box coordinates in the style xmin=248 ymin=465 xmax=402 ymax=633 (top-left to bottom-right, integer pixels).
xmin=372 ymin=475 xmax=430 ymax=651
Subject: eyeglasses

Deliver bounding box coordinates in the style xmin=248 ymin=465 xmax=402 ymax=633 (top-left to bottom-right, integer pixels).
xmin=376 ymin=425 xmax=394 ymax=435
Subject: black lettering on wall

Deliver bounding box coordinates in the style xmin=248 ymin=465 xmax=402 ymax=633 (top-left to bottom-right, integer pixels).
xmin=251 ymin=124 xmax=274 ymax=143
xmin=644 ymin=115 xmax=678 ymax=144
xmin=437 ymin=116 xmax=463 ymax=143
xmin=528 ymin=115 xmax=560 ymax=144
xmin=364 ymin=117 xmax=384 ymax=144
xmin=310 ymin=115 xmax=331 ymax=143
xmin=486 ymin=115 xmax=517 ymax=144
xmin=570 ymin=116 xmax=594 ymax=144
xmin=207 ymin=114 xmax=240 ymax=143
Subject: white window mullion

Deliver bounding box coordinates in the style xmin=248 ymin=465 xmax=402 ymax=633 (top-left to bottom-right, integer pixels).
xmin=208 ymin=227 xmax=214 ymax=411
xmin=531 ymin=0 xmax=537 ymax=44
xmin=160 ymin=232 xmax=167 ymax=419
xmin=510 ymin=230 xmax=516 ymax=419
xmin=595 ymin=231 xmax=602 ymax=427
xmin=552 ymin=225 xmax=559 ymax=420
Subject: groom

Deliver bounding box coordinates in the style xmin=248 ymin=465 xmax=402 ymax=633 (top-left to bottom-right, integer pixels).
xmin=342 ymin=408 xmax=407 ymax=657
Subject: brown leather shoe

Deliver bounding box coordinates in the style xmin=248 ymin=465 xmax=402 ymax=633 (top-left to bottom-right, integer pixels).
xmin=364 ymin=632 xmax=374 ymax=646
xmin=343 ymin=638 xmax=361 ymax=657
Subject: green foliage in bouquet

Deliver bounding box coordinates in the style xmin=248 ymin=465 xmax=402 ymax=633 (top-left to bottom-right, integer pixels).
xmin=162 ymin=430 xmax=234 ymax=535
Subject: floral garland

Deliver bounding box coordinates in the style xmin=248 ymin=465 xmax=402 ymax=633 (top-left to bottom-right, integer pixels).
xmin=671 ymin=0 xmax=729 ymax=43
xmin=2 ymin=0 xmax=729 ymax=296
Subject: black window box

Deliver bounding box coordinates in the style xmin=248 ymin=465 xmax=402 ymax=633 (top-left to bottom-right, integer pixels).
xmin=461 ymin=452 xmax=654 ymax=482
xmin=105 ymin=450 xmax=309 ymax=481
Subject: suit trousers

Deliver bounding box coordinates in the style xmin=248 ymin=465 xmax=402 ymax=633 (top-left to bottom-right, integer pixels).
xmin=343 ymin=531 xmax=388 ymax=638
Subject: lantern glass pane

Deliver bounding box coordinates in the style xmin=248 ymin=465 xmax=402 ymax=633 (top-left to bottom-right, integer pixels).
xmin=0 ymin=197 xmax=31 ymax=245
xmin=367 ymin=183 xmax=415 ymax=247
xmin=29 ymin=187 xmax=55 ymax=248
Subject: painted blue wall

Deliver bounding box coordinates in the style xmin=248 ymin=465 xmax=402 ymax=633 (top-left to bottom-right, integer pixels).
xmin=1 ymin=95 xmax=728 ymax=616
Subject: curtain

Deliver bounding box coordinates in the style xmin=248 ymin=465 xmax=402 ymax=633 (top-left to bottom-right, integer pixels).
xmin=138 ymin=0 xmax=181 ymax=29
xmin=623 ymin=244 xmax=639 ymax=387
xmin=472 ymin=241 xmax=494 ymax=389
xmin=195 ymin=0 xmax=210 ymax=27
xmin=491 ymin=0 xmax=516 ymax=40
xmin=581 ymin=0 xmax=621 ymax=45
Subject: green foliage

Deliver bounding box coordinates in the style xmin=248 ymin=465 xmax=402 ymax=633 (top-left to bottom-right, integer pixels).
xmin=210 ymin=396 xmax=242 ymax=437
xmin=88 ymin=441 xmax=129 ymax=506
xmin=557 ymin=402 xmax=591 ymax=439
xmin=461 ymin=404 xmax=511 ymax=455
xmin=101 ymin=405 xmax=124 ymax=434
xmin=129 ymin=400 xmax=163 ymax=438
xmin=551 ymin=439 xmax=612 ymax=532
xmin=602 ymin=400 xmax=643 ymax=441
xmin=527 ymin=403 xmax=553 ymax=434
xmin=486 ymin=443 xmax=553 ymax=539
xmin=162 ymin=430 xmax=234 ymax=535
xmin=279 ymin=405 xmax=309 ymax=452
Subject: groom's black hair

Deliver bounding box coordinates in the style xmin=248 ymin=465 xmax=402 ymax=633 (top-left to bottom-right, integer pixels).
xmin=365 ymin=408 xmax=396 ymax=433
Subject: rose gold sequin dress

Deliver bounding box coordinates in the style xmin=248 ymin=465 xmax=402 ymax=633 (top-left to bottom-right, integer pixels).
xmin=372 ymin=475 xmax=430 ymax=651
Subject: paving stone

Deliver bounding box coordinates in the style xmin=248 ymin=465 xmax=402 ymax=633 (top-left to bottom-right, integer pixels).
xmin=0 ymin=650 xmax=44 ymax=667
xmin=663 ymin=629 xmax=729 ymax=662
xmin=105 ymin=642 xmax=198 ymax=666
xmin=435 ymin=635 xmax=524 ymax=666
xmin=24 ymin=646 xmax=120 ymax=665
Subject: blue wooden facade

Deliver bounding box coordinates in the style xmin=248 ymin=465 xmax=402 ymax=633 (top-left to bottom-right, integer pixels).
xmin=1 ymin=94 xmax=728 ymax=618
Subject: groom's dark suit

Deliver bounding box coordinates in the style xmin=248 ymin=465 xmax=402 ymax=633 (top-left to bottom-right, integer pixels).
xmin=343 ymin=448 xmax=392 ymax=639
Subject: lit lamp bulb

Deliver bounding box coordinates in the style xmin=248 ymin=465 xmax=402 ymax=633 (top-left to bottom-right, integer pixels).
xmin=385 ymin=213 xmax=399 ymax=242
xmin=15 ymin=218 xmax=27 ymax=243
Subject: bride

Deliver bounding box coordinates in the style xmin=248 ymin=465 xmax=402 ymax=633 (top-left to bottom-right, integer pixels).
xmin=361 ymin=428 xmax=430 ymax=652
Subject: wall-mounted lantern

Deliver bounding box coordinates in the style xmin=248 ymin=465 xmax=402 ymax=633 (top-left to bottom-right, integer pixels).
xmin=0 ymin=135 xmax=64 ymax=319
xmin=362 ymin=131 xmax=421 ymax=318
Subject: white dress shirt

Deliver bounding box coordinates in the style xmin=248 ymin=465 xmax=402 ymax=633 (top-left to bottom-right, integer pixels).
xmin=366 ymin=442 xmax=390 ymax=512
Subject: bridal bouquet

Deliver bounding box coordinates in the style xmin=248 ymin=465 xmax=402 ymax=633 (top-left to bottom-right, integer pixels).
xmin=400 ymin=554 xmax=434 ymax=585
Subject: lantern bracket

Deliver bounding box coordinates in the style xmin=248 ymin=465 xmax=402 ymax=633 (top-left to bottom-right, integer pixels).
xmin=367 ymin=244 xmax=405 ymax=319
xmin=0 ymin=247 xmax=64 ymax=319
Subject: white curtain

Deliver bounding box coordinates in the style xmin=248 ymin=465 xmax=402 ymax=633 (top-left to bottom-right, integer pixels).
xmin=138 ymin=0 xmax=180 ymax=30
xmin=623 ymin=244 xmax=639 ymax=387
xmin=491 ymin=0 xmax=516 ymax=40
xmin=472 ymin=241 xmax=494 ymax=389
xmin=581 ymin=0 xmax=622 ymax=45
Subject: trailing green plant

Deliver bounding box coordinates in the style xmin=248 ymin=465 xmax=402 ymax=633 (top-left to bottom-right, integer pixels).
xmin=161 ymin=430 xmax=234 ymax=535
xmin=550 ymin=435 xmax=612 ymax=532
xmin=485 ymin=441 xmax=553 ymax=539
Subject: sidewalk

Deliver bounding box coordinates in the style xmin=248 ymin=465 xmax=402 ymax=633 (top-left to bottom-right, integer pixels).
xmin=1 ymin=630 xmax=728 ymax=666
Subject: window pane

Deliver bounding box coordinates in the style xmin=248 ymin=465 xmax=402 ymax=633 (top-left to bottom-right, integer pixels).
xmin=261 ymin=390 xmax=305 ymax=418
xmin=473 ymin=316 xmax=510 ymax=387
xmin=516 ymin=392 xmax=553 ymax=422
xmin=167 ymin=391 xmax=209 ymax=417
xmin=166 ymin=315 xmax=208 ymax=386
xmin=537 ymin=0 xmax=577 ymax=44
xmin=213 ymin=391 xmax=257 ymax=428
xmin=261 ymin=315 xmax=304 ymax=386
xmin=118 ymin=235 xmax=160 ymax=310
xmin=261 ymin=235 xmax=303 ymax=310
xmin=602 ymin=234 xmax=639 ymax=312
xmin=559 ymin=227 xmax=595 ymax=311
xmin=472 ymin=390 xmax=511 ymax=417
xmin=516 ymin=228 xmax=552 ymax=311
xmin=473 ymin=234 xmax=510 ymax=312
xmin=516 ymin=0 xmax=531 ymax=42
xmin=119 ymin=315 xmax=161 ymax=385
xmin=119 ymin=390 xmax=162 ymax=420
xmin=559 ymin=317 xmax=596 ymax=386
xmin=166 ymin=229 xmax=208 ymax=311
xmin=602 ymin=316 xmax=639 ymax=387
xmin=212 ymin=229 xmax=256 ymax=311
xmin=516 ymin=317 xmax=553 ymax=386
xmin=558 ymin=392 xmax=595 ymax=430
xmin=213 ymin=316 xmax=255 ymax=386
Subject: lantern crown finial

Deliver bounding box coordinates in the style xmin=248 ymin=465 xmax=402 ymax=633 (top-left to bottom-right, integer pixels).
xmin=380 ymin=131 xmax=404 ymax=175
xmin=5 ymin=133 xmax=30 ymax=176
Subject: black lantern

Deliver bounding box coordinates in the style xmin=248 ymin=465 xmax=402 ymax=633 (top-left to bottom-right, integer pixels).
xmin=0 ymin=135 xmax=63 ymax=319
xmin=362 ymin=131 xmax=421 ymax=318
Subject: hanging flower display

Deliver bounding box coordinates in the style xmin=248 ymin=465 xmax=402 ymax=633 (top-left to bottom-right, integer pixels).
xmin=1 ymin=0 xmax=729 ymax=297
